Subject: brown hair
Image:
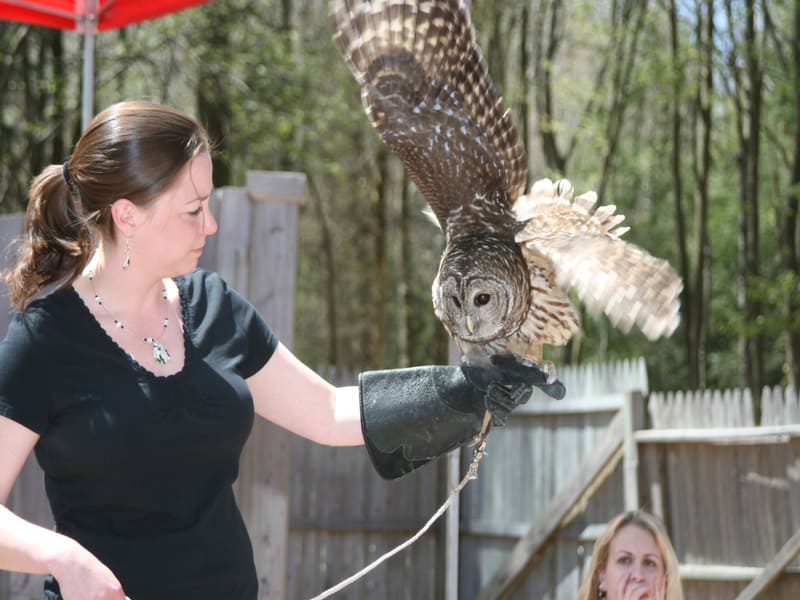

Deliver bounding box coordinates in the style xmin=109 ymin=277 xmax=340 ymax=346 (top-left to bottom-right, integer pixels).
xmin=577 ymin=511 xmax=684 ymax=600
xmin=5 ymin=100 xmax=210 ymax=310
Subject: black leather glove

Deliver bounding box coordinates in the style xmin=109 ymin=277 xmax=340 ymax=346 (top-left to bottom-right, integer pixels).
xmin=359 ymin=355 xmax=565 ymax=479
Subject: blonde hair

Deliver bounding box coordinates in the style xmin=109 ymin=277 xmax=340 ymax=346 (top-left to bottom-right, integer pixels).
xmin=5 ymin=100 xmax=210 ymax=310
xmin=577 ymin=511 xmax=684 ymax=600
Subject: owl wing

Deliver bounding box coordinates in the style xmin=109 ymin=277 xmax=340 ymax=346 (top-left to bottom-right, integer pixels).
xmin=330 ymin=0 xmax=526 ymax=231
xmin=515 ymin=179 xmax=682 ymax=340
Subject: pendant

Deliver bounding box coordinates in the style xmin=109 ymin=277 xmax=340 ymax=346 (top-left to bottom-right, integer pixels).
xmin=151 ymin=340 xmax=171 ymax=365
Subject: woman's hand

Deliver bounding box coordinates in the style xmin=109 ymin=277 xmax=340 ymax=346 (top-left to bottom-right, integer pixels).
xmin=49 ymin=537 xmax=126 ymax=600
xmin=617 ymin=573 xmax=666 ymax=600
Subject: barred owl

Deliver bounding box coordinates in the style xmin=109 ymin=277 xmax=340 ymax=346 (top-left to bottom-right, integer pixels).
xmin=331 ymin=0 xmax=681 ymax=372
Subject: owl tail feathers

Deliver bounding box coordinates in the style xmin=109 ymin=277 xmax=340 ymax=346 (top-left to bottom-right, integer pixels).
xmin=359 ymin=360 xmax=564 ymax=479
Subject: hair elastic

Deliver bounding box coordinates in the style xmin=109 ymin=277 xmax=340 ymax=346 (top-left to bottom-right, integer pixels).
xmin=62 ymin=160 xmax=74 ymax=188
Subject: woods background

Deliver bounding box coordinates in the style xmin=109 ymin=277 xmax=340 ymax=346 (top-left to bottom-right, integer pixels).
xmin=1 ymin=0 xmax=799 ymax=405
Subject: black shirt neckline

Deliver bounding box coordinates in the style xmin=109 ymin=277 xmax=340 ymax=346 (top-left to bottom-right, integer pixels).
xmin=67 ymin=277 xmax=193 ymax=381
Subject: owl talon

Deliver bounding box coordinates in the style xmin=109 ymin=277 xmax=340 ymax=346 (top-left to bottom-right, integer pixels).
xmin=540 ymin=360 xmax=557 ymax=384
xmin=517 ymin=353 xmax=557 ymax=384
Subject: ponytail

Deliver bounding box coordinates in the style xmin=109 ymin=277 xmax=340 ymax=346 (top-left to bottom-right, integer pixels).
xmin=5 ymin=163 xmax=94 ymax=310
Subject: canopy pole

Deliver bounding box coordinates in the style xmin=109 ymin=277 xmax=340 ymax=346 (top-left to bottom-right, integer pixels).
xmin=81 ymin=1 xmax=99 ymax=132
xmin=81 ymin=28 xmax=94 ymax=131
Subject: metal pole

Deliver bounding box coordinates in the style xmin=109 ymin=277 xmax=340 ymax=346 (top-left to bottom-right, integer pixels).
xmin=445 ymin=449 xmax=460 ymax=600
xmin=445 ymin=340 xmax=461 ymax=600
xmin=81 ymin=28 xmax=94 ymax=131
xmin=81 ymin=0 xmax=99 ymax=131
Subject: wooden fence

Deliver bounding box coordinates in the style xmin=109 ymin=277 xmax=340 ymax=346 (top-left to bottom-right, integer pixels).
xmin=2 ymin=172 xmax=800 ymax=600
xmin=474 ymin=385 xmax=800 ymax=600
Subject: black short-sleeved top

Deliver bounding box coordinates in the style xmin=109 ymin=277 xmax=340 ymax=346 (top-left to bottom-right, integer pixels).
xmin=0 ymin=269 xmax=278 ymax=600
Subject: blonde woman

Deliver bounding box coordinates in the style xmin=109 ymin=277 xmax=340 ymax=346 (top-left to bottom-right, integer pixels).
xmin=577 ymin=511 xmax=684 ymax=600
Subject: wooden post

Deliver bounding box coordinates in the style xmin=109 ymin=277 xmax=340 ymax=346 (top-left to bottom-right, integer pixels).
xmin=204 ymin=185 xmax=252 ymax=292
xmin=623 ymin=391 xmax=645 ymax=511
xmin=234 ymin=171 xmax=304 ymax=600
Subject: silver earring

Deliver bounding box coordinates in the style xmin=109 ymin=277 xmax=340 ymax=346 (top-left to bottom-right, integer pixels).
xmin=123 ymin=237 xmax=131 ymax=270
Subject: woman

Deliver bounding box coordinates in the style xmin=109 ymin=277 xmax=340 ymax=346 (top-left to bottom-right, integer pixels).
xmin=0 ymin=100 xmax=562 ymax=600
xmin=577 ymin=510 xmax=684 ymax=600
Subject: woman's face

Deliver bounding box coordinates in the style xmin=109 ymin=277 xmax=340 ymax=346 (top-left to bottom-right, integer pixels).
xmin=135 ymin=152 xmax=217 ymax=277
xmin=598 ymin=524 xmax=666 ymax=600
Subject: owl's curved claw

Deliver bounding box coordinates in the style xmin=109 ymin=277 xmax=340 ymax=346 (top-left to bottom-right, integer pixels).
xmin=540 ymin=359 xmax=558 ymax=384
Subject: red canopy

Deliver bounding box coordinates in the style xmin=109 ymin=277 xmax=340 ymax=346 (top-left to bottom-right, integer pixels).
xmin=0 ymin=0 xmax=212 ymax=32
xmin=0 ymin=0 xmax=213 ymax=128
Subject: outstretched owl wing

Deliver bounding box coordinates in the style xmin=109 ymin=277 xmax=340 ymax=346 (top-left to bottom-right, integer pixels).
xmin=515 ymin=179 xmax=682 ymax=340
xmin=330 ymin=0 xmax=527 ymax=234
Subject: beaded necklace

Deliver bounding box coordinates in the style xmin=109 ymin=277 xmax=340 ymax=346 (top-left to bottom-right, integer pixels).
xmin=86 ymin=270 xmax=172 ymax=365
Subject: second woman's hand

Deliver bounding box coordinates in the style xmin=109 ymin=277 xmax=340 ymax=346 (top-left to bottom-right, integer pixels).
xmin=619 ymin=573 xmax=662 ymax=600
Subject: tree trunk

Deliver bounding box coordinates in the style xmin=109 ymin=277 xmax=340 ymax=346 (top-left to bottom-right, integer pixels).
xmin=727 ymin=0 xmax=764 ymax=414
xmin=668 ymin=0 xmax=693 ymax=386
xmin=398 ymin=172 xmax=412 ymax=367
xmin=691 ymin=0 xmax=714 ymax=390
xmin=532 ymin=0 xmax=567 ymax=175
xmin=596 ymin=0 xmax=648 ymax=200
xmin=744 ymin=0 xmax=764 ymax=413
xmin=485 ymin=3 xmax=507 ymax=94
xmin=370 ymin=147 xmax=390 ymax=369
xmin=49 ymin=29 xmax=66 ymax=164
xmin=196 ymin=4 xmax=233 ymax=186
xmin=307 ymin=176 xmax=340 ymax=369
xmin=779 ymin=2 xmax=800 ymax=390
xmin=518 ymin=1 xmax=530 ymax=186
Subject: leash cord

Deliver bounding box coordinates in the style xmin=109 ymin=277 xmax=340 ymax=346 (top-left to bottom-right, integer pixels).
xmin=308 ymin=440 xmax=487 ymax=600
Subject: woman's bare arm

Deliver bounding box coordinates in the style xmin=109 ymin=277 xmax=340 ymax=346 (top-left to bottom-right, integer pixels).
xmin=247 ymin=343 xmax=364 ymax=447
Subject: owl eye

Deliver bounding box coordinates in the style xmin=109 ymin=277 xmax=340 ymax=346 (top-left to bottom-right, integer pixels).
xmin=451 ymin=296 xmax=462 ymax=309
xmin=474 ymin=293 xmax=491 ymax=306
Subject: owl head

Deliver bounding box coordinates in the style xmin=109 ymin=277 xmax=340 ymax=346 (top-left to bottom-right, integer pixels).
xmin=433 ymin=235 xmax=531 ymax=344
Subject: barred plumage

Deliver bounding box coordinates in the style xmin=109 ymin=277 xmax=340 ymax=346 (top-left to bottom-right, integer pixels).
xmin=331 ymin=0 xmax=682 ymax=373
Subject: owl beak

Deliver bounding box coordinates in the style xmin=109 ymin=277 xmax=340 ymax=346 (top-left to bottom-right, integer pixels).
xmin=466 ymin=315 xmax=475 ymax=334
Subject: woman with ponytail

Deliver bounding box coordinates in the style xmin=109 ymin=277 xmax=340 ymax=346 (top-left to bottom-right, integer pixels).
xmin=0 ymin=100 xmax=560 ymax=600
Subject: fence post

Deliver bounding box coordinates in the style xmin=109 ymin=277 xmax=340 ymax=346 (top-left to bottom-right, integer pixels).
xmin=623 ymin=391 xmax=645 ymax=511
xmin=234 ymin=171 xmax=304 ymax=600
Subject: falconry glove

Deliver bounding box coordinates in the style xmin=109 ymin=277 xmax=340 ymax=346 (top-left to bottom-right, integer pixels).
xmin=359 ymin=356 xmax=565 ymax=479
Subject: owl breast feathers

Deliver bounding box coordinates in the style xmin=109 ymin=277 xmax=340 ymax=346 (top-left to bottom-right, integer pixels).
xmin=331 ymin=0 xmax=682 ymax=368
